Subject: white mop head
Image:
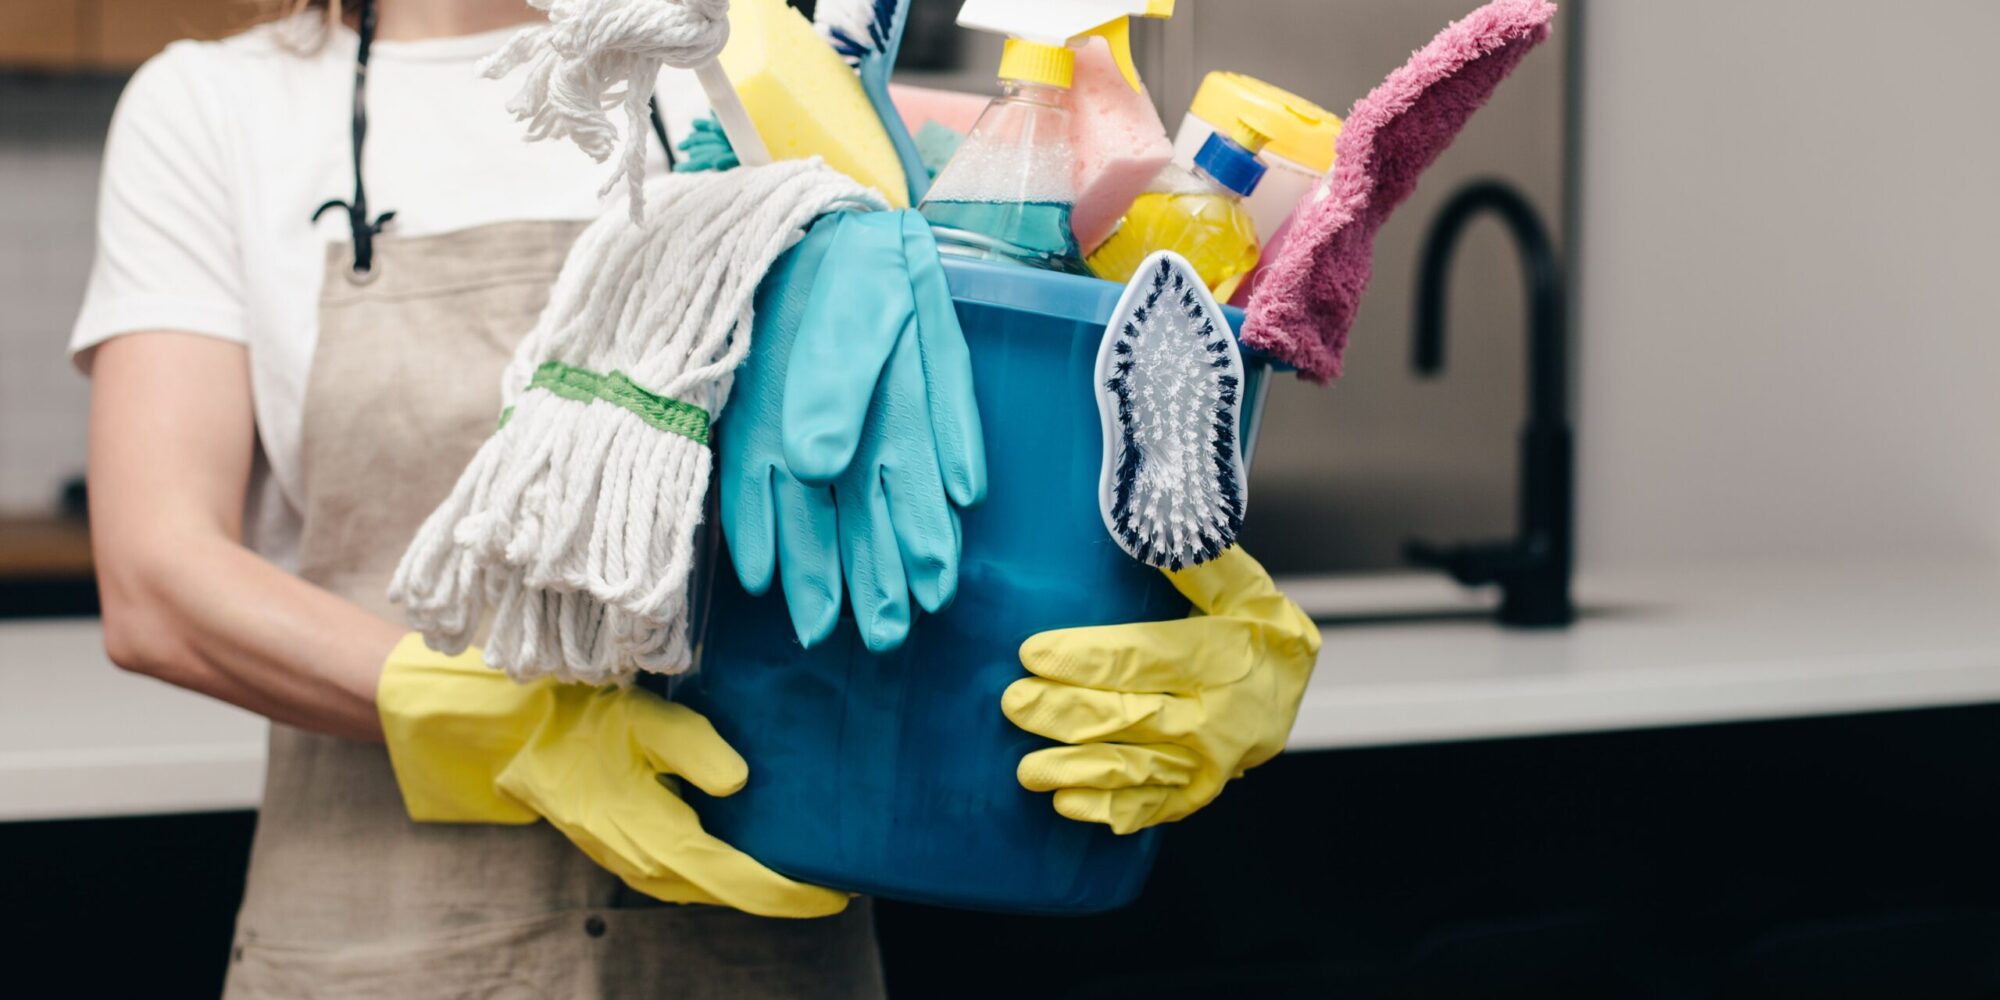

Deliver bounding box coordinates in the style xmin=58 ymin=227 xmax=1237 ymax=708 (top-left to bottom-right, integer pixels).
xmin=1095 ymin=251 xmax=1249 ymax=571
xmin=479 ymin=0 xmax=733 ymax=217
xmin=390 ymin=162 xmax=883 ymax=683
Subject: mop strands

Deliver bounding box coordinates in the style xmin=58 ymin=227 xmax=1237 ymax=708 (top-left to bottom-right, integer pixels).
xmin=389 ymin=163 xmax=883 ymax=683
xmin=479 ymin=0 xmax=772 ymax=219
xmin=1096 ymin=250 xmax=1248 ymax=571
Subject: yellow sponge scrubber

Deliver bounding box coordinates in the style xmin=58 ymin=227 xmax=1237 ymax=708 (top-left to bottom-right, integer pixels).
xmin=719 ymin=0 xmax=909 ymax=208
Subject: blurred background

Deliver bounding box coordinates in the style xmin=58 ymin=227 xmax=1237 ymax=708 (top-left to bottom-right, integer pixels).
xmin=5 ymin=1 xmax=2000 ymax=996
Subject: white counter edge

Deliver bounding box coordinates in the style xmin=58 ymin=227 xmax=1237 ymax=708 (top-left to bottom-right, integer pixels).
xmin=0 ymin=741 xmax=267 ymax=822
xmin=1286 ymin=644 xmax=2000 ymax=751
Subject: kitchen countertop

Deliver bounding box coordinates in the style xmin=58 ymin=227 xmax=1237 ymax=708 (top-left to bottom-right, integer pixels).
xmin=1289 ymin=559 xmax=2000 ymax=749
xmin=6 ymin=558 xmax=2000 ymax=822
xmin=0 ymin=617 xmax=266 ymax=822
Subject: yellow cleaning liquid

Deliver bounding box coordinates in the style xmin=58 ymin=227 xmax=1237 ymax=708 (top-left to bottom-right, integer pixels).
xmin=1086 ymin=131 xmax=1267 ymax=300
xmin=1087 ymin=184 xmax=1262 ymax=300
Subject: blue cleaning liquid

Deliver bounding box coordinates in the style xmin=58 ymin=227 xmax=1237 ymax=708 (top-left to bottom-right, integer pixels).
xmin=919 ymin=199 xmax=1092 ymax=276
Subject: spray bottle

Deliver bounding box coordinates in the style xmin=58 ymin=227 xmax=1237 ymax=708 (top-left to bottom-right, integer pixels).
xmin=1086 ymin=122 xmax=1270 ymax=300
xmin=918 ymin=0 xmax=1174 ymax=275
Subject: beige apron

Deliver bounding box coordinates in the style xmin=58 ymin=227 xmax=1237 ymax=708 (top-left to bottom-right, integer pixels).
xmin=223 ymin=222 xmax=885 ymax=999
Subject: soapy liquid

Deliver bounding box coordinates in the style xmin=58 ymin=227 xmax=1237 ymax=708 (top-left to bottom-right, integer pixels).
xmin=920 ymin=200 xmax=1092 ymax=276
xmin=1087 ymin=191 xmax=1262 ymax=300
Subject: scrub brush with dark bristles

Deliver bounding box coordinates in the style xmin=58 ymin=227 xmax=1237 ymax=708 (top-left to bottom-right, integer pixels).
xmin=1095 ymin=251 xmax=1248 ymax=571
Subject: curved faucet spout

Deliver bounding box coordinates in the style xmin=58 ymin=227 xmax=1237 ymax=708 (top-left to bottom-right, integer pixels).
xmin=1415 ymin=178 xmax=1566 ymax=424
xmin=1405 ymin=178 xmax=1574 ymax=627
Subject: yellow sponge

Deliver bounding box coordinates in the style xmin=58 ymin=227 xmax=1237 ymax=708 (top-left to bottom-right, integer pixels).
xmin=719 ymin=0 xmax=909 ymax=208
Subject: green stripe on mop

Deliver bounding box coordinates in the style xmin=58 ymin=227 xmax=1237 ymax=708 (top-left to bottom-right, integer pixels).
xmin=499 ymin=361 xmax=712 ymax=444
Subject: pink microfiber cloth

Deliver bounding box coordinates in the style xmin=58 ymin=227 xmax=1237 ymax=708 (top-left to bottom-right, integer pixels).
xmin=1241 ymin=0 xmax=1556 ymax=383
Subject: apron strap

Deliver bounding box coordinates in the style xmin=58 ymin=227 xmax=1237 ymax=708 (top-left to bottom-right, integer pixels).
xmin=312 ymin=0 xmax=678 ymax=284
xmin=312 ymin=0 xmax=394 ymax=282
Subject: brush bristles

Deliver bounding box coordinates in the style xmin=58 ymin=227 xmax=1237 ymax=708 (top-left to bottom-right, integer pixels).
xmin=818 ymin=0 xmax=900 ymax=63
xmin=1101 ymin=254 xmax=1248 ymax=572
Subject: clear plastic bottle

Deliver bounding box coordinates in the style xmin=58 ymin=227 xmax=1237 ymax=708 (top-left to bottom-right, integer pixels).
xmin=918 ymin=45 xmax=1092 ymax=276
xmin=1086 ymin=131 xmax=1267 ymax=299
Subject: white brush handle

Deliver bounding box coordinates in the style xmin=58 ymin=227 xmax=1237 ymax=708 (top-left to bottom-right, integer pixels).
xmin=695 ymin=61 xmax=771 ymax=166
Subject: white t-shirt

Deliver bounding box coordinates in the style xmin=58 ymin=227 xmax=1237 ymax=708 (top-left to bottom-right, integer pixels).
xmin=69 ymin=14 xmax=707 ymax=567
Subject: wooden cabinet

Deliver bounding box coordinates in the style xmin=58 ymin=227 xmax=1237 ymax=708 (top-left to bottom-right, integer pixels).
xmin=94 ymin=0 xmax=253 ymax=67
xmin=0 ymin=0 xmax=252 ymax=71
xmin=0 ymin=0 xmax=85 ymax=67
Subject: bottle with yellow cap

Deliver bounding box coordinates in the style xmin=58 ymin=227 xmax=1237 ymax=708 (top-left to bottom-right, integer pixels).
xmin=918 ymin=0 xmax=1173 ymax=275
xmin=1172 ymin=72 xmax=1343 ymax=245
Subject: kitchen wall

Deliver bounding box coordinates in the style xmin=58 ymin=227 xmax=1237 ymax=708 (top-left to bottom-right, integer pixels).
xmin=0 ymin=74 xmax=116 ymax=513
xmin=1172 ymin=0 xmax=1571 ymax=573
xmin=1574 ymin=0 xmax=2000 ymax=571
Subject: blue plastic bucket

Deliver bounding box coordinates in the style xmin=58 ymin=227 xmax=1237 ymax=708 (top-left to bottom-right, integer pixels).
xmin=673 ymin=255 xmax=1270 ymax=914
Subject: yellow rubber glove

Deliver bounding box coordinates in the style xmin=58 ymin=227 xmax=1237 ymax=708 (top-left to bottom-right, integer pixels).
xmin=376 ymin=634 xmax=847 ymax=918
xmin=1001 ymin=547 xmax=1321 ymax=835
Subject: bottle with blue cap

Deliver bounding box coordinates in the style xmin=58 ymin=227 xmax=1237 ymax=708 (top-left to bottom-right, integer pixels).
xmin=1086 ymin=123 xmax=1270 ymax=299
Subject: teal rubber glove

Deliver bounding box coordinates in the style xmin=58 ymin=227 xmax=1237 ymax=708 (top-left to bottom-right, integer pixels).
xmin=673 ymin=114 xmax=740 ymax=173
xmin=721 ymin=211 xmax=986 ymax=651
xmin=720 ymin=217 xmax=843 ymax=646
xmin=784 ymin=212 xmax=985 ymax=649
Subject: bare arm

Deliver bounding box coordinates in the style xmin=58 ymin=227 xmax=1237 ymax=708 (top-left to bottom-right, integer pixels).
xmin=88 ymin=332 xmax=402 ymax=742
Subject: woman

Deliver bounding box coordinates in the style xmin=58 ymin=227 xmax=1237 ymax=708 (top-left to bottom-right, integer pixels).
xmin=74 ymin=1 xmax=883 ymax=995
xmin=76 ymin=0 xmax=1322 ymax=995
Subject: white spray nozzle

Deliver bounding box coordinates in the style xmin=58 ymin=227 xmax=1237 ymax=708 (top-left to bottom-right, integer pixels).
xmin=957 ymin=0 xmax=1174 ymax=93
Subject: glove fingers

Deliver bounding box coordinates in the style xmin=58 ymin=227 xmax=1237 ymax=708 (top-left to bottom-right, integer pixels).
xmin=1016 ymin=742 xmax=1200 ymax=793
xmin=624 ymin=697 xmax=750 ymax=799
xmin=784 ymin=213 xmax=912 ymax=484
xmin=721 ymin=213 xmax=840 ymax=596
xmin=885 ymin=479 xmax=957 ymax=614
xmin=773 ymin=475 xmax=842 ymax=647
xmin=1001 ymin=677 xmax=1202 ymax=745
xmin=720 ymin=458 xmax=777 ymax=596
xmin=839 ymin=466 xmax=913 ymax=652
xmin=634 ymin=794 xmax=853 ymax=918
xmin=878 ymin=335 xmax=961 ymax=613
xmin=900 ymin=212 xmax=987 ymax=507
xmin=612 ymin=870 xmax=731 ymax=909
xmin=503 ymin=726 xmax=847 ymax=918
xmin=1018 ymin=617 xmax=1262 ymax=693
xmin=1050 ymin=786 xmax=1187 ymax=836
xmin=895 ymin=502 xmax=958 ymax=615
xmin=597 ymin=789 xmax=851 ymax=918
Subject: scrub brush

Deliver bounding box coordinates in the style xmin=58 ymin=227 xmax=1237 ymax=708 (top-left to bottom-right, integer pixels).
xmin=815 ymin=0 xmax=930 ymax=205
xmin=1096 ymin=250 xmax=1248 ymax=571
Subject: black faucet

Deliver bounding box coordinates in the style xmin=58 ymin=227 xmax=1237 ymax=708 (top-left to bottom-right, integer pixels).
xmin=1404 ymin=178 xmax=1575 ymax=627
